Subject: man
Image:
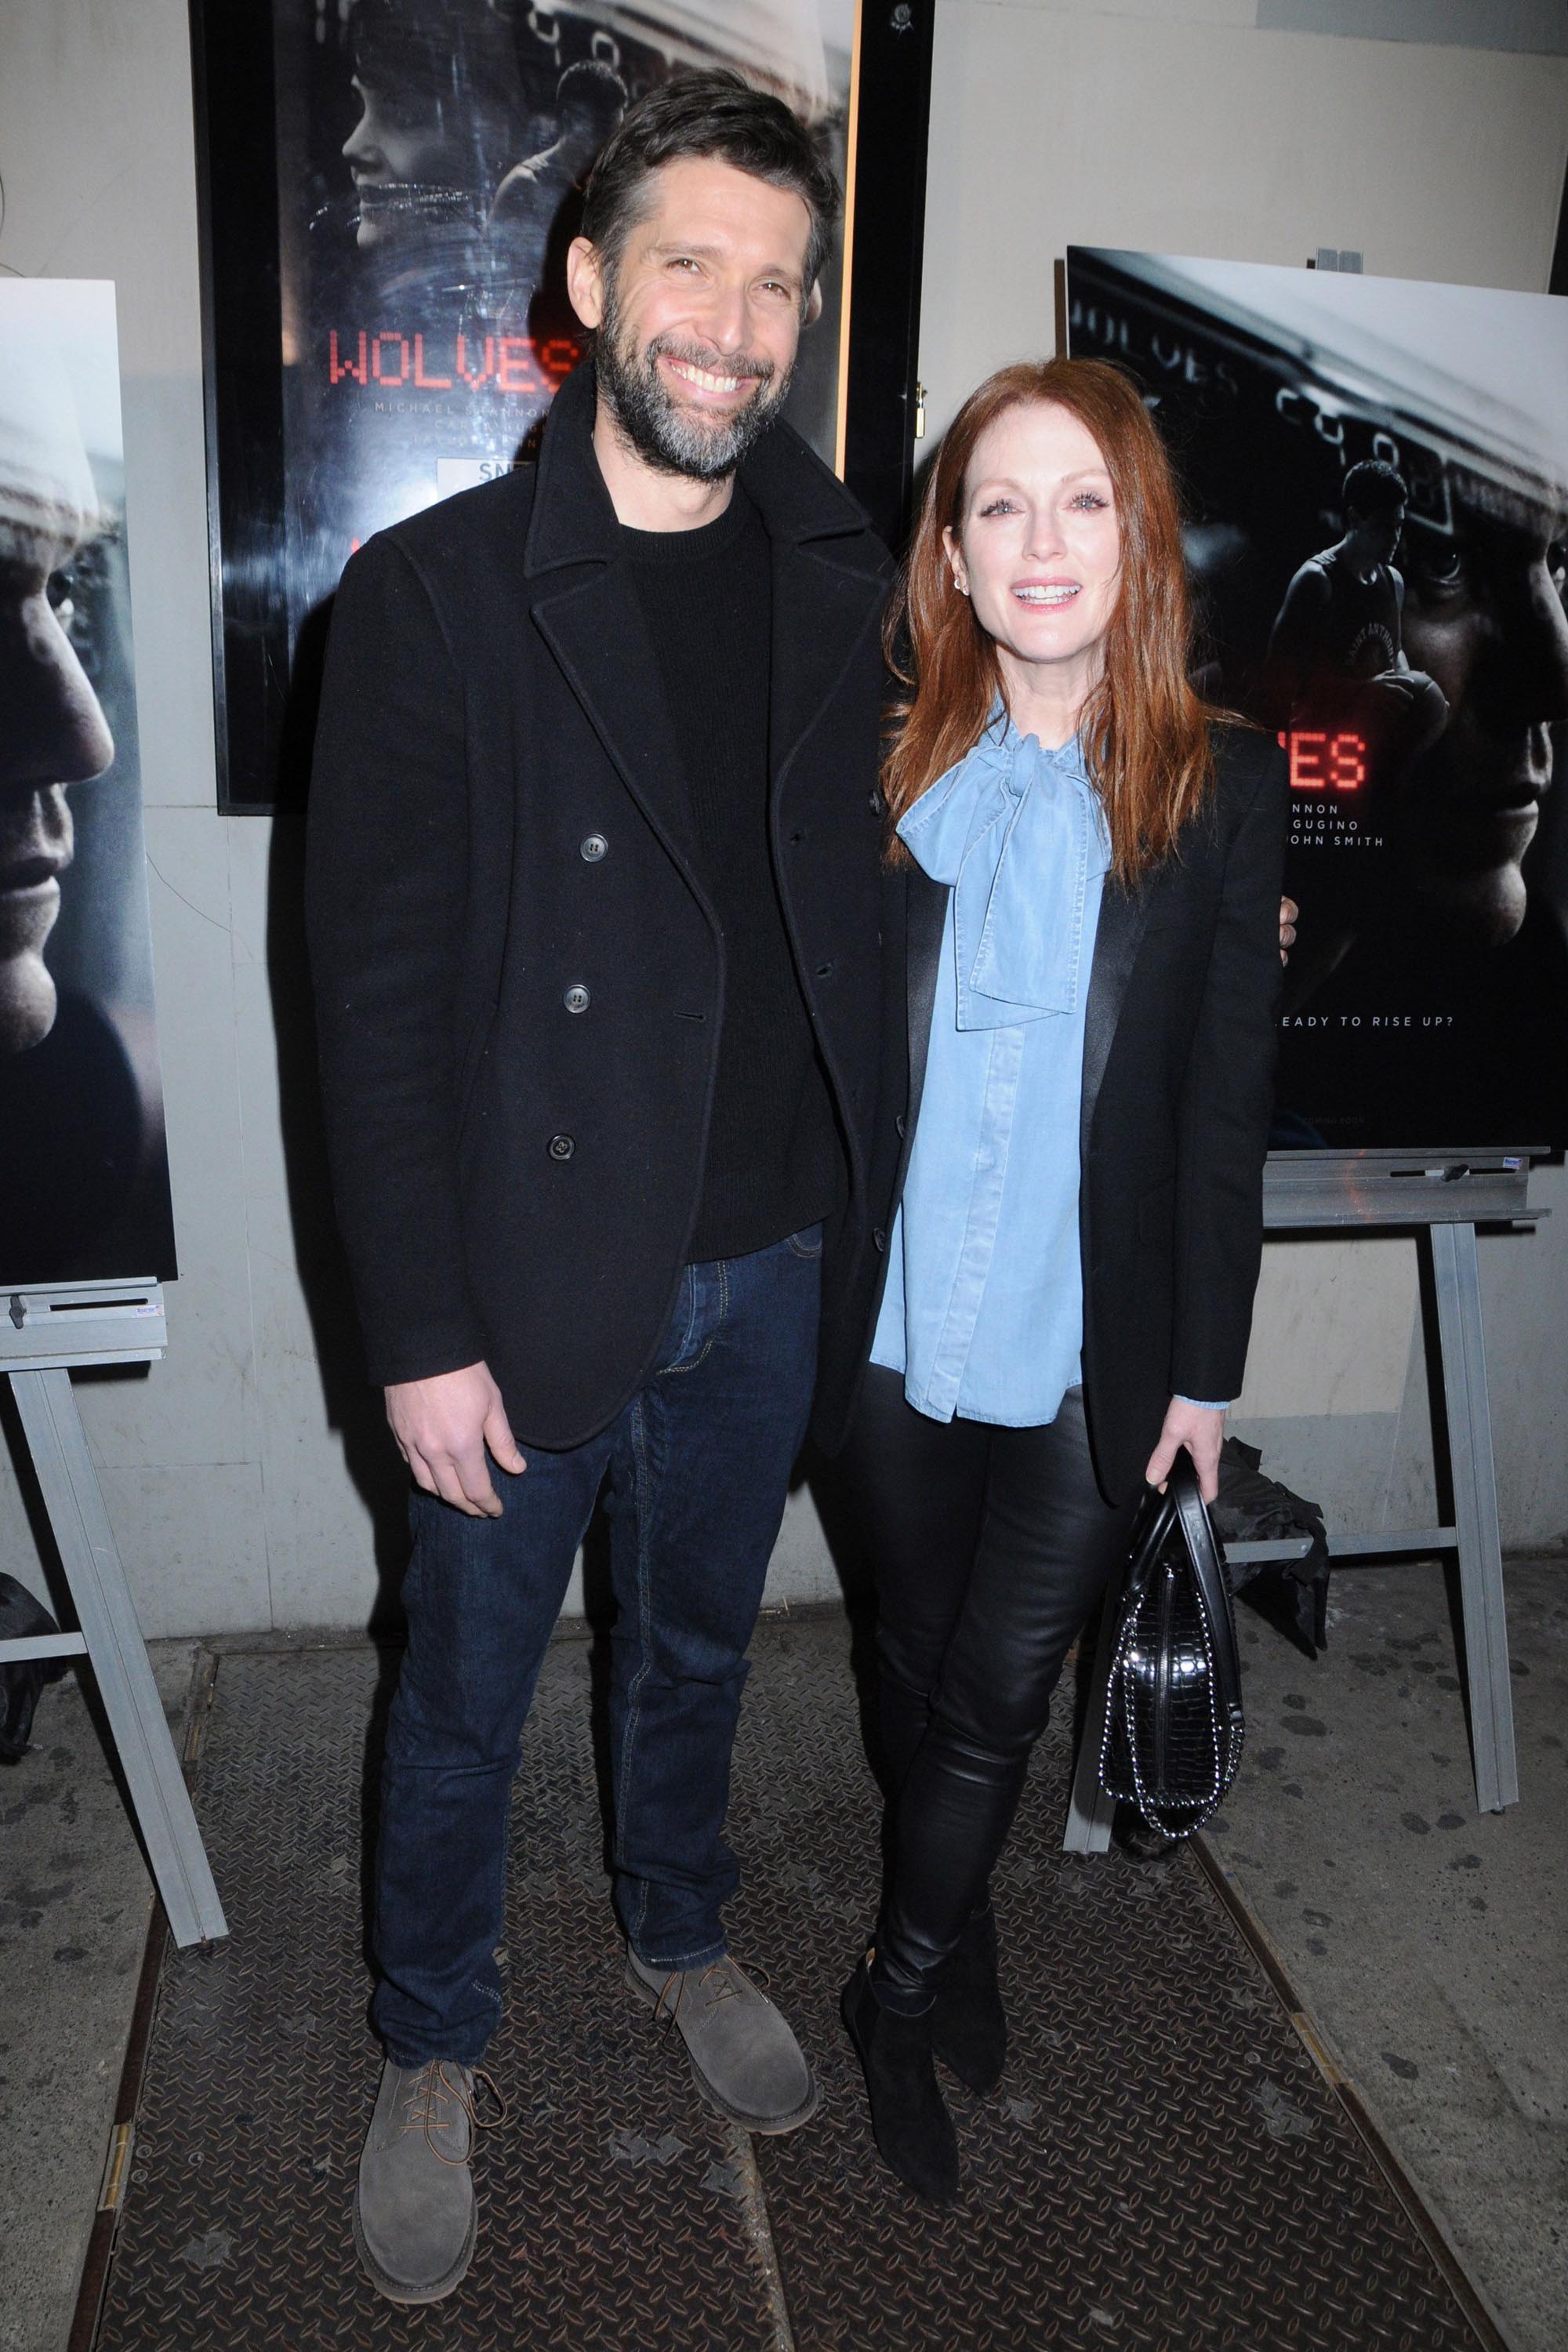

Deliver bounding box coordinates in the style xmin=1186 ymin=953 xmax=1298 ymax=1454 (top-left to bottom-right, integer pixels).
xmin=490 ymin=59 xmax=628 ymax=236
xmin=1265 ymin=456 xmax=1447 ymax=786
xmin=1396 ymin=459 xmax=1566 ymax=953
xmin=0 ymin=319 xmax=172 ymax=1283
xmin=1276 ymin=446 xmax=1568 ymax=1145
xmin=306 ymin=71 xmax=895 ymax=2304
xmin=0 ymin=336 xmax=111 ymax=1062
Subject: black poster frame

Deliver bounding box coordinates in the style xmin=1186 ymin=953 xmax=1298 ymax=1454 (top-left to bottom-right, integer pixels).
xmin=189 ymin=1 xmax=934 ymax=815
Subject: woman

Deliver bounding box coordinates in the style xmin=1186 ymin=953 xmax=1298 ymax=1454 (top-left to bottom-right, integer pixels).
xmin=837 ymin=358 xmax=1288 ymax=2203
xmin=339 ymin=0 xmax=522 ymax=256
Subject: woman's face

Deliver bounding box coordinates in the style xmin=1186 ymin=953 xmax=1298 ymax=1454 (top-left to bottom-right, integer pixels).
xmin=944 ymin=401 xmax=1121 ymax=707
xmin=343 ymin=74 xmax=474 ymax=248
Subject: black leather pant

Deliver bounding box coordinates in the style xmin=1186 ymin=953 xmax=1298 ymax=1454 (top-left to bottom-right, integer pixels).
xmin=838 ymin=1367 xmax=1143 ymax=2005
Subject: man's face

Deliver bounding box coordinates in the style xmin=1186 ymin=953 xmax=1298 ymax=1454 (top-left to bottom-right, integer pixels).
xmin=1347 ymin=503 xmax=1403 ymax=568
xmin=0 ymin=363 xmax=114 ymax=1055
xmin=556 ymin=93 xmax=622 ymax=182
xmin=1396 ymin=473 xmax=1568 ymax=943
xmin=570 ymin=154 xmax=811 ymax=481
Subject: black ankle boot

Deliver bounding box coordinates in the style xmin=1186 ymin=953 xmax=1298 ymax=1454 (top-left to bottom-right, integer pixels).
xmin=840 ymin=1953 xmax=959 ymax=2205
xmin=930 ymin=1904 xmax=1007 ymax=2096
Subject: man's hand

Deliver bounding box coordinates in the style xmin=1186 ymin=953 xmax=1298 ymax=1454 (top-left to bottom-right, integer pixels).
xmin=1279 ymin=895 xmax=1298 ymax=963
xmin=1145 ymin=1398 xmax=1225 ymax=1503
xmin=385 ymin=1362 xmax=526 ymax=1518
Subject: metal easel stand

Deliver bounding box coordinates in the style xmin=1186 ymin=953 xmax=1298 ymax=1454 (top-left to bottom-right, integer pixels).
xmin=1 ymin=1279 xmax=227 ymax=1946
xmin=1065 ymin=1150 xmax=1541 ymax=1853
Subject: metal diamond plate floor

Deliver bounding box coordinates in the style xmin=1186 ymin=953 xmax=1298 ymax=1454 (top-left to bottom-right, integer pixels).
xmin=89 ymin=1618 xmax=1488 ymax=2351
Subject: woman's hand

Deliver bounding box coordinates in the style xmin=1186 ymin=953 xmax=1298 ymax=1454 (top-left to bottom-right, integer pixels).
xmin=1279 ymin=895 xmax=1298 ymax=962
xmin=1145 ymin=1398 xmax=1225 ymax=1502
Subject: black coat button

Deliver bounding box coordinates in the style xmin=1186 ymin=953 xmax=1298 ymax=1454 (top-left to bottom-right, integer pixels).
xmin=580 ymin=833 xmax=608 ymax=861
xmin=895 ymin=1113 xmax=906 ymax=1138
xmin=547 ymin=1133 xmax=575 ymax=1160
xmin=563 ymin=985 xmax=590 ymax=1014
xmin=873 ymin=1227 xmax=887 ymax=1252
xmin=815 ymin=960 xmax=835 ymax=978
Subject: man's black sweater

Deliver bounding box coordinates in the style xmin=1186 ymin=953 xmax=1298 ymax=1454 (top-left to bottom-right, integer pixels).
xmin=625 ymin=487 xmax=844 ymax=1261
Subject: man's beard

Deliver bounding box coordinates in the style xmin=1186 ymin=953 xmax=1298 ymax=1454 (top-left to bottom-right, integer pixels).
xmin=595 ymin=281 xmax=791 ymax=483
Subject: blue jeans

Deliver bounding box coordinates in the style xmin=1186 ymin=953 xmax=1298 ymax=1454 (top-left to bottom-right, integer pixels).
xmin=371 ymin=1227 xmax=823 ymax=2067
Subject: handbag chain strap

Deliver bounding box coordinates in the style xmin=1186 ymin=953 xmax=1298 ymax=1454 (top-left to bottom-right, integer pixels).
xmin=1098 ymin=1457 xmax=1244 ymax=1836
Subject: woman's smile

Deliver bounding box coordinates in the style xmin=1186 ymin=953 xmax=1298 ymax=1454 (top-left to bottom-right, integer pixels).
xmin=1011 ymin=579 xmax=1081 ymax=607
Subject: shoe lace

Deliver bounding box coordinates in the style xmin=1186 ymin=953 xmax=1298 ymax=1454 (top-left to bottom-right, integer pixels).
xmin=649 ymin=1957 xmax=771 ymax=2032
xmin=399 ymin=2061 xmax=507 ymax=2165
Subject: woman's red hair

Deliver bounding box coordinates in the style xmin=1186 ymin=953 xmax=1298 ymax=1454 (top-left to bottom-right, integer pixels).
xmin=883 ymin=358 xmax=1218 ymax=883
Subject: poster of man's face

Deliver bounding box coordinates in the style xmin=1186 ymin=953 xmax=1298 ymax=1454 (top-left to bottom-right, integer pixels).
xmin=274 ymin=0 xmax=857 ymax=644
xmin=1067 ymin=249 xmax=1568 ymax=1152
xmin=0 ymin=279 xmax=176 ymax=1286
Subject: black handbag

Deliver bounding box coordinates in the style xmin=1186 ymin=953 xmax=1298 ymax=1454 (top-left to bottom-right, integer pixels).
xmin=1098 ymin=1454 xmax=1244 ymax=1838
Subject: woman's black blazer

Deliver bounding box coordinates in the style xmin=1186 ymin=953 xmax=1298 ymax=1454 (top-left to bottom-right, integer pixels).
xmin=867 ymin=723 xmax=1289 ymax=1504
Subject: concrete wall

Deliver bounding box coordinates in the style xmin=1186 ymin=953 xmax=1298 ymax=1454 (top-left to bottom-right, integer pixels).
xmin=1 ymin=0 xmax=1564 ymax=1640
xmin=918 ymin=0 xmax=1568 ymax=445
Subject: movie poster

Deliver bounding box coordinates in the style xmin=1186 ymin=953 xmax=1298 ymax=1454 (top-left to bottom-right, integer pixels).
xmin=0 ymin=280 xmax=177 ymax=1286
xmin=271 ymin=0 xmax=858 ymax=652
xmin=1067 ymin=250 xmax=1568 ymax=1152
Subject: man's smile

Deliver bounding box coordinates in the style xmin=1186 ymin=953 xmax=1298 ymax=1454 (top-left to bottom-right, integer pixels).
xmin=661 ymin=353 xmax=755 ymax=403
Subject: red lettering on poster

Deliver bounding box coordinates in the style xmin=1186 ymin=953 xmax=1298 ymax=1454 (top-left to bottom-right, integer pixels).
xmin=1279 ymin=729 xmax=1366 ymax=791
xmin=325 ymin=327 xmax=582 ymax=394
xmin=1284 ymin=730 xmax=1327 ymax=789
xmin=495 ymin=336 xmax=539 ymax=392
xmin=413 ymin=334 xmax=452 ymax=389
xmin=456 ymin=333 xmax=494 ymax=389
xmin=372 ymin=333 xmax=412 ymax=386
xmin=330 ymin=330 xmax=368 ymax=385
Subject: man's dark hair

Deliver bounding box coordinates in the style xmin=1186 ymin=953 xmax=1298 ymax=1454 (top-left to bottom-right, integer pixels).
xmin=1342 ymin=459 xmax=1408 ymax=523
xmin=556 ymin=59 xmax=626 ymax=128
xmin=580 ymin=68 xmax=840 ymax=305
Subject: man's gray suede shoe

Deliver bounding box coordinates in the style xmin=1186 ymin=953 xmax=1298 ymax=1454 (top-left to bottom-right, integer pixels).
xmin=627 ymin=1951 xmax=818 ymax=2132
xmin=354 ymin=2059 xmax=491 ymax=2303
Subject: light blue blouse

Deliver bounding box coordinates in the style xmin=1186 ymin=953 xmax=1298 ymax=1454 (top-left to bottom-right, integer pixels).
xmin=870 ymin=714 xmax=1110 ymax=1427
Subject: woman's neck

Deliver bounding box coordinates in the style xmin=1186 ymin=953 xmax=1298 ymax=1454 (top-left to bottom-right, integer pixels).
xmin=996 ymin=646 xmax=1099 ymax=752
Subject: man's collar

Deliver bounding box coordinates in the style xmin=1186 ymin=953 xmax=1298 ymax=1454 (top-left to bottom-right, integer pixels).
xmin=522 ymin=357 xmax=881 ymax=578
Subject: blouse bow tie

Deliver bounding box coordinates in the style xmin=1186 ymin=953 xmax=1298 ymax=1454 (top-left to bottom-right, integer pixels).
xmin=896 ymin=714 xmax=1110 ymax=1031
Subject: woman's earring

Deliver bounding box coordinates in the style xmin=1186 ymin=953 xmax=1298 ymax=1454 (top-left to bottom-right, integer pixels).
xmin=953 ymin=572 xmax=969 ymax=597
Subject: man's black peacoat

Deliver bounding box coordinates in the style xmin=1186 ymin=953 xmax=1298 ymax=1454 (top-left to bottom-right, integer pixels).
xmin=306 ymin=361 xmax=897 ymax=1452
